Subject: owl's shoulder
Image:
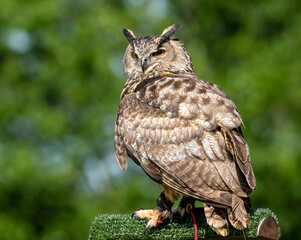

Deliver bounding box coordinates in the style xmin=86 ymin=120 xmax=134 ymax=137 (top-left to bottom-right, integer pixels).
xmin=126 ymin=73 xmax=244 ymax=130
xmin=129 ymin=73 xmax=228 ymax=100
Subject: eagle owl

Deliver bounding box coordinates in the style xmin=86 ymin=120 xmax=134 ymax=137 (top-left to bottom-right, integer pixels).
xmin=114 ymin=24 xmax=256 ymax=236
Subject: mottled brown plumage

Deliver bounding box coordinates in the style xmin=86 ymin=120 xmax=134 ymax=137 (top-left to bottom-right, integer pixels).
xmin=114 ymin=24 xmax=256 ymax=236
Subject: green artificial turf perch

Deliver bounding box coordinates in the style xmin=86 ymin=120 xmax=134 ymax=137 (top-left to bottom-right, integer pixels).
xmin=89 ymin=208 xmax=280 ymax=240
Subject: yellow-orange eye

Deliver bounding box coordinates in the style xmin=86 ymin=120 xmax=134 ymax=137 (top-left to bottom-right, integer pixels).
xmin=132 ymin=52 xmax=138 ymax=59
xmin=152 ymin=49 xmax=165 ymax=57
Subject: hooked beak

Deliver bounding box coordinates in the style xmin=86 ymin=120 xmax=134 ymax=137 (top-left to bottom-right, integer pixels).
xmin=141 ymin=57 xmax=148 ymax=72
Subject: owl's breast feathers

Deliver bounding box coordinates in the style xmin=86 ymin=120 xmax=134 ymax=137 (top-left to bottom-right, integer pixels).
xmin=114 ymin=73 xmax=256 ymax=208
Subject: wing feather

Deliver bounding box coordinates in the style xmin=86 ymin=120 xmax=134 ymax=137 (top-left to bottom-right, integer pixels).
xmin=223 ymin=128 xmax=256 ymax=190
xmin=114 ymin=73 xmax=256 ymax=207
xmin=114 ymin=112 xmax=128 ymax=171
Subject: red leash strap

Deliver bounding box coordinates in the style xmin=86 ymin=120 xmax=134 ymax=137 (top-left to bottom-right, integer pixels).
xmin=187 ymin=204 xmax=198 ymax=240
xmin=156 ymin=213 xmax=163 ymax=226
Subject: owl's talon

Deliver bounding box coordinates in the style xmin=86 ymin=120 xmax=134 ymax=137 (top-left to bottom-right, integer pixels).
xmin=156 ymin=211 xmax=167 ymax=225
xmin=133 ymin=208 xmax=173 ymax=232
xmin=132 ymin=207 xmax=144 ymax=218
xmin=144 ymin=221 xmax=153 ymax=233
xmin=160 ymin=209 xmax=173 ymax=222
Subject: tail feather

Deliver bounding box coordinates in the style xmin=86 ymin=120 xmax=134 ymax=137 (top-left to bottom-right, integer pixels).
xmin=229 ymin=195 xmax=250 ymax=229
xmin=224 ymin=128 xmax=256 ymax=191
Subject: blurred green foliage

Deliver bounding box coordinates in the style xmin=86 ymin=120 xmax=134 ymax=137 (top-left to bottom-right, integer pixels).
xmin=0 ymin=0 xmax=300 ymax=239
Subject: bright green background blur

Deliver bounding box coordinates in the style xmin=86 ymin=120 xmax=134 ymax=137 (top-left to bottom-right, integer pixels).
xmin=1 ymin=1 xmax=300 ymax=239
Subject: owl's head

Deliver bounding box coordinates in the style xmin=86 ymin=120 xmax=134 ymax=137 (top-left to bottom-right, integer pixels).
xmin=122 ymin=24 xmax=194 ymax=82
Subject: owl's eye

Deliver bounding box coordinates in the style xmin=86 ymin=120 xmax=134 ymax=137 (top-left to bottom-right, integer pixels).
xmin=132 ymin=52 xmax=138 ymax=59
xmin=152 ymin=49 xmax=165 ymax=57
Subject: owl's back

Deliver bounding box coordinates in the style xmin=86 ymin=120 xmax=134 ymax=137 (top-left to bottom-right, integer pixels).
xmin=115 ymin=72 xmax=256 ymax=208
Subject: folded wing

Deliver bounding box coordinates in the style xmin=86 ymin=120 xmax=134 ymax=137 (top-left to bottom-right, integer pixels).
xmin=114 ymin=73 xmax=256 ymax=207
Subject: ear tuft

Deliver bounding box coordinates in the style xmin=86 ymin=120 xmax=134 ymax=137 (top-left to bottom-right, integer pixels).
xmin=159 ymin=24 xmax=182 ymax=44
xmin=123 ymin=28 xmax=136 ymax=43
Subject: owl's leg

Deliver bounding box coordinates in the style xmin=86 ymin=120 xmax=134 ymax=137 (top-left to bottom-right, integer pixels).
xmin=204 ymin=204 xmax=229 ymax=237
xmin=132 ymin=185 xmax=179 ymax=231
xmin=172 ymin=196 xmax=196 ymax=218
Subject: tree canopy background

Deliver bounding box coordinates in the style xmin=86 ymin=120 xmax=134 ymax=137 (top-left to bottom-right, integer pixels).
xmin=0 ymin=0 xmax=300 ymax=239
